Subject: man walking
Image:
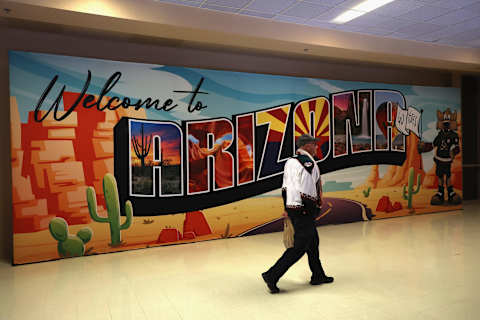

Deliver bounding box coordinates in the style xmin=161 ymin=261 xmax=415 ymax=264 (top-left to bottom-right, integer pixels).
xmin=262 ymin=134 xmax=334 ymax=294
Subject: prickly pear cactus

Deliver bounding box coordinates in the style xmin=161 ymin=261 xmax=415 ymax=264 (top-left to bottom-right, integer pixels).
xmin=363 ymin=186 xmax=371 ymax=198
xmin=49 ymin=217 xmax=93 ymax=258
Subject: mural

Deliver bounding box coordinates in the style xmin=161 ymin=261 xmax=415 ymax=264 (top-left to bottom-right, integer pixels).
xmin=9 ymin=51 xmax=462 ymax=264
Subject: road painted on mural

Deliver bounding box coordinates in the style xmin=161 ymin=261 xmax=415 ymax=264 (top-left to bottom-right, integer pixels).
xmin=238 ymin=197 xmax=374 ymax=236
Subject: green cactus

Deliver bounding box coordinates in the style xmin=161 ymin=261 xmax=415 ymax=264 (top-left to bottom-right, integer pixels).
xmin=402 ymin=168 xmax=421 ymax=209
xmin=86 ymin=173 xmax=133 ymax=246
xmin=363 ymin=186 xmax=371 ymax=198
xmin=49 ymin=217 xmax=93 ymax=258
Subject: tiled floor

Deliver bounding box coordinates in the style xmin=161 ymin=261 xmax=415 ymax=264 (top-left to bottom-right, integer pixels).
xmin=1 ymin=202 xmax=479 ymax=320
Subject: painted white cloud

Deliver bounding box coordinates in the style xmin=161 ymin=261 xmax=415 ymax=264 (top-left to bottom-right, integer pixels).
xmin=308 ymin=79 xmax=344 ymax=93
xmin=423 ymin=152 xmax=434 ymax=172
xmin=418 ymin=121 xmax=437 ymax=172
xmin=422 ymin=121 xmax=438 ymax=142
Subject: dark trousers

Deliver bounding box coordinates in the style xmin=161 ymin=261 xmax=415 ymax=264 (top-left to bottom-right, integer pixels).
xmin=264 ymin=209 xmax=326 ymax=282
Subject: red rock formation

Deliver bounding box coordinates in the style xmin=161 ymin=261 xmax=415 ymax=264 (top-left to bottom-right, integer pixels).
xmin=21 ymin=107 xmax=91 ymax=225
xmin=376 ymin=196 xmax=392 ymax=212
xmin=183 ymin=211 xmax=212 ymax=236
xmin=392 ymin=202 xmax=403 ymax=211
xmin=423 ymin=166 xmax=437 ymax=189
xmin=187 ymin=120 xmax=232 ymax=141
xmin=11 ymin=91 xmax=147 ymax=232
xmin=360 ymin=165 xmax=379 ymax=189
xmin=10 ymin=97 xmax=54 ymax=233
xmin=214 ymin=140 xmax=234 ymax=188
xmin=377 ymin=134 xmax=426 ymax=188
xmin=62 ymin=92 xmax=148 ymax=204
xmin=183 ymin=231 xmax=196 ymax=240
xmin=157 ymin=228 xmax=183 ymax=243
xmin=376 ymin=196 xmax=402 ymax=213
xmin=188 ymin=140 xmax=233 ymax=191
xmin=237 ymin=138 xmax=254 ymax=184
xmin=451 ymin=156 xmax=462 ymax=190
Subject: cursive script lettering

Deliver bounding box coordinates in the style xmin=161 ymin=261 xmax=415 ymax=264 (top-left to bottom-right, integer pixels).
xmin=34 ymin=71 xmax=207 ymax=122
xmin=173 ymin=77 xmax=208 ymax=112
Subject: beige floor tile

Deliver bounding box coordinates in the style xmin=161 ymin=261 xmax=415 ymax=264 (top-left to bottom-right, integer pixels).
xmin=1 ymin=201 xmax=479 ymax=320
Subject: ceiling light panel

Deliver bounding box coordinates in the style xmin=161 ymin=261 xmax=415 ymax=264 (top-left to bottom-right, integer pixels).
xmin=331 ymin=9 xmax=365 ymax=23
xmin=370 ymin=0 xmax=424 ymax=17
xmin=313 ymin=7 xmax=360 ymax=22
xmin=331 ymin=0 xmax=398 ymax=24
xmin=344 ymin=12 xmax=396 ymax=27
xmin=353 ymin=0 xmax=396 ymax=12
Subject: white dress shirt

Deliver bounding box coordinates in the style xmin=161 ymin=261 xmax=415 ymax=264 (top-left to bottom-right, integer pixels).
xmin=282 ymin=149 xmax=322 ymax=209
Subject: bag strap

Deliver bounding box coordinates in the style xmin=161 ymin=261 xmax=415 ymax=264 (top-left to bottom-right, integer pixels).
xmin=293 ymin=154 xmax=322 ymax=201
xmin=293 ymin=154 xmax=315 ymax=174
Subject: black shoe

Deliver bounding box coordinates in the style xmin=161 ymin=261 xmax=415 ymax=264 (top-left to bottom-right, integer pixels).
xmin=430 ymin=192 xmax=444 ymax=205
xmin=310 ymin=276 xmax=334 ymax=285
xmin=262 ymin=272 xmax=280 ymax=294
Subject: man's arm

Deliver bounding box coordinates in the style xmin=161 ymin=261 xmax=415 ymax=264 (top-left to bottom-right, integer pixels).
xmin=316 ymin=178 xmax=323 ymax=208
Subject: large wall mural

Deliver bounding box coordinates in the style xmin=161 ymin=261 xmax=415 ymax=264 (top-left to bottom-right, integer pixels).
xmin=9 ymin=51 xmax=462 ymax=264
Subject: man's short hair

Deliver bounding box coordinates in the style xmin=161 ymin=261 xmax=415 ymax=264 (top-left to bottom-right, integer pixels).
xmin=296 ymin=134 xmax=320 ymax=149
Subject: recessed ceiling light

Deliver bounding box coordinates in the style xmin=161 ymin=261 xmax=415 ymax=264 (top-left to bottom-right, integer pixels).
xmin=331 ymin=0 xmax=396 ymax=24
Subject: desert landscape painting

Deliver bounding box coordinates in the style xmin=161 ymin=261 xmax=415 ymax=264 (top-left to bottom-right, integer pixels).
xmin=9 ymin=51 xmax=462 ymax=264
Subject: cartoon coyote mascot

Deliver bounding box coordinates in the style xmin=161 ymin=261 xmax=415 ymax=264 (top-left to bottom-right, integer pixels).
xmin=420 ymin=108 xmax=461 ymax=205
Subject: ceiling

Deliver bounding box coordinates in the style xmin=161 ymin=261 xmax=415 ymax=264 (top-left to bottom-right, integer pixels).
xmin=156 ymin=0 xmax=480 ymax=49
xmin=0 ymin=0 xmax=479 ymax=73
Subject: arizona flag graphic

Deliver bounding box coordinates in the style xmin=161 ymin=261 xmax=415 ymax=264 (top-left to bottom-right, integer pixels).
xmin=294 ymin=97 xmax=330 ymax=160
xmin=256 ymin=104 xmax=291 ymax=178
